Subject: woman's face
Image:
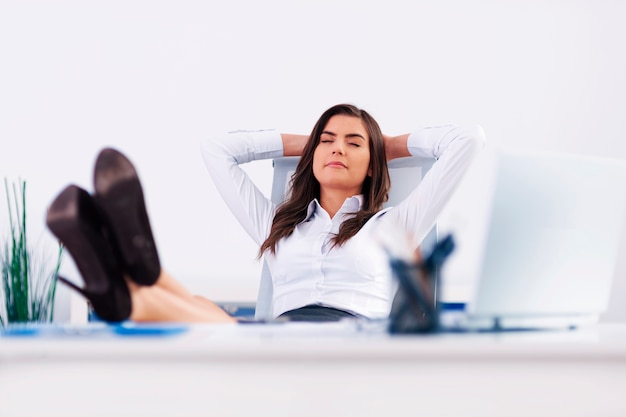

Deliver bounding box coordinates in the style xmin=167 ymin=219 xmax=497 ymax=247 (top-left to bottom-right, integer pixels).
xmin=312 ymin=115 xmax=371 ymax=196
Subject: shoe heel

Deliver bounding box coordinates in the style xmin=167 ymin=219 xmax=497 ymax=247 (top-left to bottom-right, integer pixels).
xmin=56 ymin=275 xmax=86 ymax=296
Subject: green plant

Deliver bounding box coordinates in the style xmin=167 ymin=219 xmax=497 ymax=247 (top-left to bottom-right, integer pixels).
xmin=1 ymin=178 xmax=63 ymax=328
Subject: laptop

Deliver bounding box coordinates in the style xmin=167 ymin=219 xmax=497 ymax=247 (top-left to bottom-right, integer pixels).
xmin=437 ymin=147 xmax=626 ymax=331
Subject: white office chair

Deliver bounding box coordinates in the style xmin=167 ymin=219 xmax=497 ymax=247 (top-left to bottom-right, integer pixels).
xmin=254 ymin=156 xmax=438 ymax=320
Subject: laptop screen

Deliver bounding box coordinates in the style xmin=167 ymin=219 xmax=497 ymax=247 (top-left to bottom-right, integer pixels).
xmin=468 ymin=148 xmax=626 ymax=320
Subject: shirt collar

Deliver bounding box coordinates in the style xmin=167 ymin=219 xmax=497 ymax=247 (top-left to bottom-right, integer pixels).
xmin=300 ymin=195 xmax=364 ymax=223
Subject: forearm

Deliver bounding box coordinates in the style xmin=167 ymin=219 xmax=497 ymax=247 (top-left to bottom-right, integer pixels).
xmin=282 ymin=132 xmax=414 ymax=160
xmin=384 ymin=133 xmax=411 ymax=161
xmin=281 ymin=133 xmax=308 ymax=157
xmin=386 ymin=125 xmax=486 ymax=160
xmin=407 ymin=124 xmax=486 ymax=159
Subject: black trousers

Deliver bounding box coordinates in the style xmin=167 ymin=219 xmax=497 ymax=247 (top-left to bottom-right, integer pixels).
xmin=277 ymin=304 xmax=359 ymax=322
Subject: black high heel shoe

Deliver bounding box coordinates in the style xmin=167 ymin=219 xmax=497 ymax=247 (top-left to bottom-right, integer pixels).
xmin=93 ymin=147 xmax=161 ymax=286
xmin=46 ymin=185 xmax=132 ymax=322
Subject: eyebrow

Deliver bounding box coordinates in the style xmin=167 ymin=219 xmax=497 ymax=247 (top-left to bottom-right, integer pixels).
xmin=321 ymin=130 xmax=366 ymax=141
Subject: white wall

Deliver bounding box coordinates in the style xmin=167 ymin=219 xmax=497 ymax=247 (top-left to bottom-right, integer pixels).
xmin=1 ymin=1 xmax=625 ymax=319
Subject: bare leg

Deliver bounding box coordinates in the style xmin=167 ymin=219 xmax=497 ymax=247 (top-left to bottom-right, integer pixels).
xmin=128 ymin=280 xmax=236 ymax=323
xmin=153 ymin=269 xmax=196 ymax=299
xmin=127 ymin=269 xmax=237 ymax=323
xmin=152 ymin=268 xmax=236 ymax=316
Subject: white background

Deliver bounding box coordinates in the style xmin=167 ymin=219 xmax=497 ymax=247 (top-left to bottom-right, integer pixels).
xmin=1 ymin=0 xmax=625 ymax=319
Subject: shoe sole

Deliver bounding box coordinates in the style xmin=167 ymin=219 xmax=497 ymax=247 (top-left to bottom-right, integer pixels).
xmin=47 ymin=185 xmax=131 ymax=322
xmin=93 ymin=148 xmax=161 ymax=286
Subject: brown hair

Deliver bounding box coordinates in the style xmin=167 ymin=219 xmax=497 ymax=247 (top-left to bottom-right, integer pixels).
xmin=259 ymin=104 xmax=391 ymax=256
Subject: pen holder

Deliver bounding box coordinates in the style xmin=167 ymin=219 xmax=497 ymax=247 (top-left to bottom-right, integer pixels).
xmin=388 ymin=234 xmax=455 ymax=334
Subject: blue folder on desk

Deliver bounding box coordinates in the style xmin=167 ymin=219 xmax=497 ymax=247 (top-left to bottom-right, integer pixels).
xmin=0 ymin=322 xmax=189 ymax=337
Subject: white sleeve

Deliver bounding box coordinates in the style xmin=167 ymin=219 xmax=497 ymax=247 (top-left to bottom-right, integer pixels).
xmin=200 ymin=129 xmax=284 ymax=246
xmin=385 ymin=124 xmax=486 ymax=246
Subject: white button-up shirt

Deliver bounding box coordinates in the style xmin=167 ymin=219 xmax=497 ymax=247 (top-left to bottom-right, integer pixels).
xmin=202 ymin=125 xmax=485 ymax=319
xmin=269 ymin=195 xmax=394 ymax=318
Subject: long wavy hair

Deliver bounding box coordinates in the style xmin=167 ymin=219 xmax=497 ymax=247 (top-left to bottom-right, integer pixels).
xmin=259 ymin=104 xmax=391 ymax=256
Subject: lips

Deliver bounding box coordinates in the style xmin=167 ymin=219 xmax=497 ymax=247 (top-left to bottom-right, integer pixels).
xmin=326 ymin=161 xmax=347 ymax=168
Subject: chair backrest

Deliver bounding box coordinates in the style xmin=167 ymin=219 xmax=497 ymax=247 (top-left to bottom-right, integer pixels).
xmin=254 ymin=156 xmax=438 ymax=319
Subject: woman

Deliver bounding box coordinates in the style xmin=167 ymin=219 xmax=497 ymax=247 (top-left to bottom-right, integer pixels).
xmin=47 ymin=103 xmax=484 ymax=323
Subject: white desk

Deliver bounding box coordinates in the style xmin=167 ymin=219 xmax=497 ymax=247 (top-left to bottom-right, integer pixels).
xmin=2 ymin=322 xmax=626 ymax=417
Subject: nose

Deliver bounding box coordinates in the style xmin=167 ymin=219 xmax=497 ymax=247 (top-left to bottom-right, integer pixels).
xmin=332 ymin=140 xmax=345 ymax=155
